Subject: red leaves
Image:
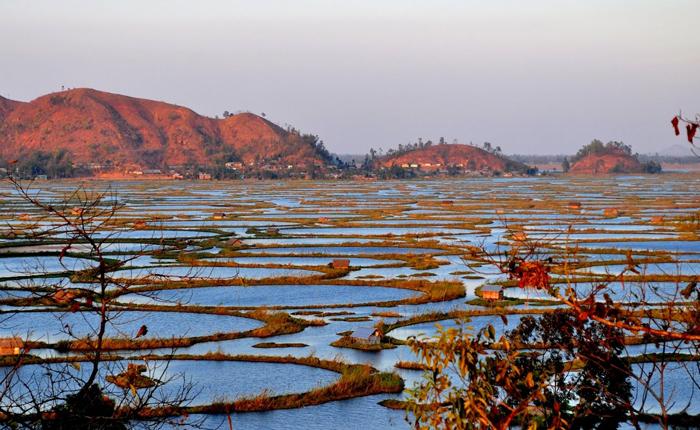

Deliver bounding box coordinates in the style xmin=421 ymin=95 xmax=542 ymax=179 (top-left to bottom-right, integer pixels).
xmin=671 ymin=116 xmax=680 ymax=136
xmin=510 ymin=260 xmax=550 ymax=289
xmin=670 ymin=115 xmax=698 ymax=143
xmin=687 ymin=123 xmax=698 ymax=143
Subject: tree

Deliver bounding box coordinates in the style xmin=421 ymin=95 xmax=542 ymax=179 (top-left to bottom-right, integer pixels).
xmin=571 ymin=140 xmax=632 ymax=163
xmin=13 ymin=150 xmax=75 ymax=179
xmin=407 ymin=310 xmax=633 ymax=430
xmin=642 ymin=160 xmax=662 ymax=174
xmin=0 ymin=177 xmax=197 ymax=429
xmin=406 ymin=223 xmax=699 ymax=429
xmin=508 ymin=311 xmax=632 ymax=429
xmin=561 ymin=157 xmax=570 ymax=173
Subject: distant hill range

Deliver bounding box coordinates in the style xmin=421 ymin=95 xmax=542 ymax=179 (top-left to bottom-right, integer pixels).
xmin=377 ymin=143 xmax=531 ymax=175
xmin=652 ymin=144 xmax=696 ymax=158
xmin=0 ymin=88 xmax=334 ymax=178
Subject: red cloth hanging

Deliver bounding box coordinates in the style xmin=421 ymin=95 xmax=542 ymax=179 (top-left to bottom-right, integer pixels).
xmin=671 ymin=116 xmax=680 ymax=136
xmin=687 ymin=123 xmax=698 ymax=143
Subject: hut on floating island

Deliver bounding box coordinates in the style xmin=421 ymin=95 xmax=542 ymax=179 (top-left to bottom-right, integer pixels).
xmin=0 ymin=337 xmax=24 ymax=356
xmin=481 ymin=285 xmax=504 ymax=301
xmin=227 ymin=238 xmax=243 ymax=247
xmin=348 ymin=327 xmax=383 ymax=345
xmin=330 ymin=259 xmax=350 ymax=269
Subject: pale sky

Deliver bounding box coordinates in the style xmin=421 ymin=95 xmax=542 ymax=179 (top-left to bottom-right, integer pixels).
xmin=1 ymin=0 xmax=698 ymax=154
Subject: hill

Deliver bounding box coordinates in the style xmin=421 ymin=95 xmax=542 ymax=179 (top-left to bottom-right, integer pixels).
xmin=569 ymin=152 xmax=643 ymax=174
xmin=655 ymin=144 xmax=695 ymax=157
xmin=378 ymin=143 xmax=530 ymax=174
xmin=0 ymin=96 xmax=23 ymax=120
xmin=568 ymin=140 xmax=660 ymax=174
xmin=0 ymin=88 xmax=333 ymax=177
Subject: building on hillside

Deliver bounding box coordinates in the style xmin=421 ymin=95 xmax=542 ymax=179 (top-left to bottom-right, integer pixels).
xmin=225 ymin=162 xmax=243 ymax=170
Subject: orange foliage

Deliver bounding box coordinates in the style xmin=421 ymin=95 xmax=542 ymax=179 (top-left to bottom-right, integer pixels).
xmin=511 ymin=261 xmax=550 ymax=289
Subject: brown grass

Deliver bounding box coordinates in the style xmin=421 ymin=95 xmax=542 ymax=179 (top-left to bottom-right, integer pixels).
xmin=330 ymin=336 xmax=396 ymax=351
xmin=394 ymin=360 xmax=429 ymax=371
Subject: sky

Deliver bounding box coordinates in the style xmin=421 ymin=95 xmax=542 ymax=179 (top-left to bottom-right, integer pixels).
xmin=1 ymin=0 xmax=698 ymax=155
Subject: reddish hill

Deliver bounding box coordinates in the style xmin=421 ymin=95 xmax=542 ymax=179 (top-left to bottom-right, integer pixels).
xmin=378 ymin=144 xmax=528 ymax=173
xmin=0 ymin=96 xmax=24 ymax=120
xmin=0 ymin=88 xmax=329 ymax=170
xmin=568 ymin=152 xmax=643 ymax=174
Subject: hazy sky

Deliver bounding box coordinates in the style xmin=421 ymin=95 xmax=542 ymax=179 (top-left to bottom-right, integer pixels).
xmin=2 ymin=0 xmax=698 ymax=154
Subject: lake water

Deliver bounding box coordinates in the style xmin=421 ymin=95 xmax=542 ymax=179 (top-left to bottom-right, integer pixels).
xmin=0 ymin=176 xmax=698 ymax=428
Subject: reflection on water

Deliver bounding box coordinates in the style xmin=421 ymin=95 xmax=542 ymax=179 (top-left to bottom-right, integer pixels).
xmin=0 ymin=310 xmax=262 ymax=342
xmin=119 ymin=284 xmax=418 ymax=307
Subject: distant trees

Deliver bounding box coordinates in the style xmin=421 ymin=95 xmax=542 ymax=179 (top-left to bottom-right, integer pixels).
xmin=283 ymin=127 xmax=336 ymax=165
xmin=642 ymin=160 xmax=662 ymax=174
xmin=12 ymin=149 xmax=75 ymax=179
xmin=383 ymin=138 xmax=434 ymax=157
xmin=571 ymin=139 xmax=632 ymax=163
xmin=561 ymin=157 xmax=570 ymax=173
xmin=378 ymin=136 xmax=502 ymax=158
xmin=300 ymin=133 xmax=332 ymax=162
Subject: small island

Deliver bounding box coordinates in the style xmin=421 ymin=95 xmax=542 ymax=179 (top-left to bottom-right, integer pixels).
xmin=565 ymin=140 xmax=662 ymax=174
